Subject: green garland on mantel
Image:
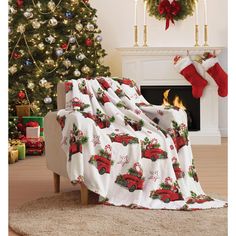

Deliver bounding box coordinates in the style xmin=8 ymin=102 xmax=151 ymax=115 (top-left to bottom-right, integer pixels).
xmin=146 ymin=0 xmax=196 ymax=29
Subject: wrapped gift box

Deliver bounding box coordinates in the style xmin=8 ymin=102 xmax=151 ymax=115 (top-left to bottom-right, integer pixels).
xmin=26 ymin=148 xmax=44 ymax=156
xmin=9 ymin=116 xmax=44 ymax=136
xmin=8 ymin=148 xmax=18 ymax=164
xmin=26 ymin=126 xmax=40 ymax=138
xmin=9 ymin=139 xmax=26 ymax=160
xmin=21 ymin=137 xmax=45 ymax=149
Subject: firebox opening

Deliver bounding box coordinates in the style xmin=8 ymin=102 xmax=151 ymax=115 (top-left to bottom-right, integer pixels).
xmin=141 ymin=86 xmax=200 ymax=131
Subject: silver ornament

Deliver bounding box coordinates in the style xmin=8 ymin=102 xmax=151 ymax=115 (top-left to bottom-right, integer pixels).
xmin=17 ymin=24 xmax=25 ymax=33
xmin=69 ymin=36 xmax=76 ymax=43
xmin=44 ymin=96 xmax=52 ymax=104
xmin=86 ymin=23 xmax=95 ymax=31
xmin=27 ymin=81 xmax=35 ymax=90
xmin=24 ymin=10 xmax=33 ymax=19
xmin=9 ymin=7 xmax=17 ymax=14
xmin=38 ymin=42 xmax=45 ymax=50
xmin=49 ymin=17 xmax=58 ymax=26
xmin=81 ymin=65 xmax=91 ymax=74
xmin=32 ymin=20 xmax=41 ymax=29
xmin=63 ymin=59 xmax=72 ymax=69
xmin=9 ymin=65 xmax=17 ymax=75
xmin=74 ymin=69 xmax=81 ymax=77
xmin=45 ymin=35 xmax=55 ymax=44
xmin=75 ymin=22 xmax=83 ymax=32
xmin=55 ymin=48 xmax=63 ymax=57
xmin=76 ymin=53 xmax=85 ymax=61
xmin=48 ymin=0 xmax=56 ymax=11
xmin=39 ymin=78 xmax=47 ymax=86
xmin=96 ymin=35 xmax=103 ymax=42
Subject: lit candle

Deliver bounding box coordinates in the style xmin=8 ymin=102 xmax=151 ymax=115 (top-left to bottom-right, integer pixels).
xmin=144 ymin=0 xmax=147 ymax=25
xmin=134 ymin=0 xmax=138 ymax=26
xmin=203 ymin=0 xmax=208 ymax=25
xmin=195 ymin=0 xmax=199 ymax=25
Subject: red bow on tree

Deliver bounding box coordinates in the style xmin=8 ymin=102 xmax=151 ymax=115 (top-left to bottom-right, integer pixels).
xmin=16 ymin=0 xmax=24 ymax=8
xmin=158 ymin=0 xmax=181 ymax=30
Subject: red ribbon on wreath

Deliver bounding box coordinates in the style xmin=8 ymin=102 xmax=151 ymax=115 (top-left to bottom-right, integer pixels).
xmin=158 ymin=0 xmax=181 ymax=30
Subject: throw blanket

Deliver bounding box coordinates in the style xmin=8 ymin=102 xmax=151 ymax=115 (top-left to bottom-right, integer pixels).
xmin=57 ymin=77 xmax=226 ymax=210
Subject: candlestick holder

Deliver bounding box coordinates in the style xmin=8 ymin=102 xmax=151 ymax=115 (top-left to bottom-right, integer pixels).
xmin=204 ymin=24 xmax=209 ymax=47
xmin=143 ymin=25 xmax=148 ymax=47
xmin=194 ymin=25 xmax=200 ymax=47
xmin=134 ymin=25 xmax=139 ymax=47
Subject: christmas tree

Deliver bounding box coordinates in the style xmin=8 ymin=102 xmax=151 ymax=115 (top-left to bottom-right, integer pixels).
xmin=9 ymin=0 xmax=110 ymax=116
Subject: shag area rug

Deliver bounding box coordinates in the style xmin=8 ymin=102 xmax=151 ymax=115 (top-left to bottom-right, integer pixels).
xmin=9 ymin=191 xmax=227 ymax=236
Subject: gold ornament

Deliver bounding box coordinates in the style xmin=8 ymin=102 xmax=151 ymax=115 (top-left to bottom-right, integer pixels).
xmin=38 ymin=43 xmax=45 ymax=50
xmin=48 ymin=0 xmax=56 ymax=11
xmin=81 ymin=65 xmax=91 ymax=74
xmin=17 ymin=24 xmax=26 ymax=34
xmin=32 ymin=20 xmax=41 ymax=29
xmin=75 ymin=22 xmax=83 ymax=32
xmin=45 ymin=58 xmax=55 ymax=66
xmin=9 ymin=64 xmax=17 ymax=75
xmin=63 ymin=59 xmax=72 ymax=69
xmin=71 ymin=0 xmax=79 ymax=4
xmin=27 ymin=81 xmax=35 ymax=90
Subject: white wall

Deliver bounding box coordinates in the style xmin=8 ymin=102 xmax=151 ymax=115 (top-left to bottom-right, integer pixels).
xmin=90 ymin=0 xmax=228 ymax=136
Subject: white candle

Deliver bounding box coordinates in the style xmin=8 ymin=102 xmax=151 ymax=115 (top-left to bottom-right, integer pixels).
xmin=134 ymin=0 xmax=138 ymax=26
xmin=195 ymin=0 xmax=199 ymax=25
xmin=144 ymin=1 xmax=147 ymax=25
xmin=203 ymin=0 xmax=208 ymax=25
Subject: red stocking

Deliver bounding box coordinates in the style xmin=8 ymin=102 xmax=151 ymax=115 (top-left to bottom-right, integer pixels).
xmin=202 ymin=54 xmax=228 ymax=97
xmin=174 ymin=56 xmax=208 ymax=99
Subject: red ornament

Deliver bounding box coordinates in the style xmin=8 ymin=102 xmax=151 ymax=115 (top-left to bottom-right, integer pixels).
xmin=83 ymin=0 xmax=89 ymax=3
xmin=61 ymin=43 xmax=68 ymax=50
xmin=13 ymin=52 xmax=21 ymax=59
xmin=16 ymin=0 xmax=24 ymax=7
xmin=85 ymin=38 xmax=93 ymax=47
xmin=18 ymin=90 xmax=26 ymax=100
xmin=158 ymin=0 xmax=181 ymax=30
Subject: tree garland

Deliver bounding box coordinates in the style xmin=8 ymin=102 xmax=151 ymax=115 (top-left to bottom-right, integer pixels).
xmin=146 ymin=0 xmax=196 ymax=30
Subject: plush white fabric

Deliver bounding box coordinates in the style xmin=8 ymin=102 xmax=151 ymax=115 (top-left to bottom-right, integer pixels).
xmin=57 ymin=77 xmax=226 ymax=210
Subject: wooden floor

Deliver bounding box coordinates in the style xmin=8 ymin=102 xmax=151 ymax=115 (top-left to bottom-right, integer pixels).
xmin=9 ymin=138 xmax=227 ymax=235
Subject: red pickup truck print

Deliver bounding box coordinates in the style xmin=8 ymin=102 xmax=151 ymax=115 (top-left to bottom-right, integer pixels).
xmin=115 ymin=173 xmax=144 ymax=192
xmin=98 ymin=78 xmax=111 ymax=90
xmin=142 ymin=146 xmax=168 ymax=161
xmin=90 ymin=155 xmax=111 ymax=175
xmin=150 ymin=189 xmax=183 ymax=203
xmin=109 ymin=133 xmax=139 ymax=146
xmin=82 ymin=112 xmax=111 ymax=129
xmin=69 ymin=141 xmax=82 ymax=161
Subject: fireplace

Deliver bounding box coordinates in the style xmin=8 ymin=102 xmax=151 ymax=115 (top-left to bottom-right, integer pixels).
xmin=141 ymin=86 xmax=200 ymax=131
xmin=118 ymin=47 xmax=222 ymax=144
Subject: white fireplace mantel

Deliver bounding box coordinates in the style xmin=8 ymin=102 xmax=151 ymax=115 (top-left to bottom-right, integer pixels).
xmin=117 ymin=47 xmax=225 ymax=145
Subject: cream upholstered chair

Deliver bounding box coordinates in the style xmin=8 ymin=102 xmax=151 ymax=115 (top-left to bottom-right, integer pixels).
xmin=44 ymin=82 xmax=89 ymax=205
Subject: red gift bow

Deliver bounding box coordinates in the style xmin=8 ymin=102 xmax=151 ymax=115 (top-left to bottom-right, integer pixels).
xmin=26 ymin=121 xmax=39 ymax=127
xmin=158 ymin=0 xmax=181 ymax=30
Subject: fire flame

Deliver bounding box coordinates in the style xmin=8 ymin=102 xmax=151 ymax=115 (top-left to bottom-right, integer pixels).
xmin=162 ymin=89 xmax=186 ymax=110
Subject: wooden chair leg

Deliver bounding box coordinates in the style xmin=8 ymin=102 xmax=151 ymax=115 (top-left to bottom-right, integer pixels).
xmin=80 ymin=183 xmax=88 ymax=205
xmin=53 ymin=172 xmax=60 ymax=193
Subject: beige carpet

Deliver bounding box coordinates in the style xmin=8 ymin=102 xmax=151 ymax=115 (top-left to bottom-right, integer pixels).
xmin=9 ymin=190 xmax=227 ymax=236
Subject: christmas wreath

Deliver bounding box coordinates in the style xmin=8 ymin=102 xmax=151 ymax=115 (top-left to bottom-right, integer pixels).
xmin=146 ymin=0 xmax=196 ymax=30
